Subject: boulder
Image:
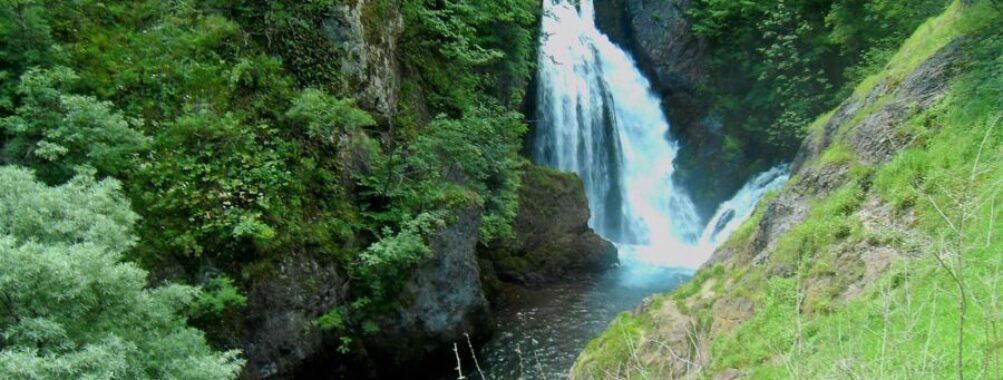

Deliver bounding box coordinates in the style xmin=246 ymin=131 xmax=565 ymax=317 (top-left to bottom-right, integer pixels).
xmin=482 ymin=164 xmax=619 ymax=285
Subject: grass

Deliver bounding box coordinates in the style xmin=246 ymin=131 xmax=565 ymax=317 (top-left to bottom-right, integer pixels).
xmin=816 ymin=143 xmax=857 ymax=168
xmin=771 ymin=182 xmax=866 ymax=265
xmin=851 ymin=1 xmax=1000 ymax=100
xmin=573 ymin=312 xmax=649 ymax=378
xmin=707 ymin=18 xmax=1003 ymax=378
xmin=672 ymin=264 xmax=725 ymax=301
xmin=720 ymin=190 xmax=781 ymax=250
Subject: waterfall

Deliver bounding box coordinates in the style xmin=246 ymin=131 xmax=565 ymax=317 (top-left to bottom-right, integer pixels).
xmin=534 ymin=0 xmax=790 ymax=270
xmin=699 ymin=165 xmax=791 ymax=246
xmin=535 ymin=0 xmax=700 ymax=247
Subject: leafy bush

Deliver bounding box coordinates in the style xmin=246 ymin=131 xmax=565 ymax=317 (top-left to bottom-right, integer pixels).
xmin=361 ymin=107 xmax=526 ymax=244
xmin=191 ymin=276 xmax=248 ymax=318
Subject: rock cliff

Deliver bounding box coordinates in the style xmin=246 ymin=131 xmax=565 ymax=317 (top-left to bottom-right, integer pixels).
xmin=366 ymin=207 xmax=493 ymax=377
xmin=175 ymin=2 xmax=618 ymax=377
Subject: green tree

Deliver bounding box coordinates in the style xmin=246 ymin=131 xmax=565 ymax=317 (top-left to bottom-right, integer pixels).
xmin=0 ymin=166 xmax=244 ymax=379
xmin=0 ymin=67 xmax=149 ymax=183
xmin=688 ymin=0 xmax=946 ymax=156
xmin=0 ymin=0 xmax=61 ymax=110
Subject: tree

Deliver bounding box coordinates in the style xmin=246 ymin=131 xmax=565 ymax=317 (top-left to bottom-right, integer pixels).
xmin=0 ymin=67 xmax=149 ymax=183
xmin=0 ymin=0 xmax=60 ymax=111
xmin=0 ymin=166 xmax=244 ymax=379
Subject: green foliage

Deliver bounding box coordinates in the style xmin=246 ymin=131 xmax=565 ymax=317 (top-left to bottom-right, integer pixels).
xmin=400 ymin=0 xmax=539 ymax=116
xmin=361 ymin=106 xmax=526 ymax=244
xmin=409 ymin=108 xmax=525 ymax=242
xmin=286 ymin=89 xmax=376 ymax=145
xmin=133 ymin=110 xmax=291 ymax=259
xmin=202 ymin=0 xmax=345 ymax=90
xmin=0 ymin=166 xmax=243 ymax=379
xmin=0 ymin=0 xmax=539 ymax=354
xmin=689 ymin=0 xmax=946 ymax=157
xmin=191 ymin=276 xmax=247 ymax=318
xmin=1 ymin=67 xmax=149 ymax=183
xmin=356 ymin=212 xmax=444 ymax=300
xmin=0 ymin=0 xmax=62 ymax=110
xmin=0 ymin=166 xmax=137 ymax=249
xmin=314 ymin=307 xmax=348 ymax=333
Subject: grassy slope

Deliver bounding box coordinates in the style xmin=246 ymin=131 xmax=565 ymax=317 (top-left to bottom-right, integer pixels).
xmin=574 ymin=2 xmax=1003 ymax=378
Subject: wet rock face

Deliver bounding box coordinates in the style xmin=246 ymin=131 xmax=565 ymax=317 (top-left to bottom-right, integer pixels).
xmin=482 ymin=165 xmax=619 ymax=285
xmin=322 ymin=0 xmax=403 ymax=120
xmin=594 ymin=0 xmax=706 ymax=97
xmin=367 ymin=206 xmax=493 ymax=376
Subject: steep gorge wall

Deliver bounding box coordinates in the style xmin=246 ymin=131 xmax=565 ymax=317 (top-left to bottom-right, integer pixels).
xmin=190 ymin=2 xmax=618 ymax=378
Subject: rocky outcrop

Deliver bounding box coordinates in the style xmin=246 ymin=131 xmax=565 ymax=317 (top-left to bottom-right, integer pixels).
xmin=482 ymin=164 xmax=619 ymax=285
xmin=159 ymin=251 xmax=354 ymax=380
xmin=191 ymin=161 xmax=616 ymax=379
xmin=194 ymin=206 xmax=491 ymax=379
xmin=366 ymin=206 xmax=493 ymax=376
xmin=322 ymin=0 xmax=404 ymax=120
xmin=594 ymin=0 xmax=706 ymax=99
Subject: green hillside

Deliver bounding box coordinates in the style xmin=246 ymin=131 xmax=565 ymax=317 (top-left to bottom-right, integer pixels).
xmin=573 ymin=2 xmax=1003 ymax=378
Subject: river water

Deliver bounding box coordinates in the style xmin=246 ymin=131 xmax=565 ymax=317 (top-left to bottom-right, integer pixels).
xmin=434 ymin=0 xmax=789 ymax=378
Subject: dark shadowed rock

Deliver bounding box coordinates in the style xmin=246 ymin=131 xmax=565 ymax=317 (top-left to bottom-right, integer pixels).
xmin=594 ymin=0 xmax=629 ymax=49
xmin=367 ymin=206 xmax=493 ymax=376
xmin=482 ymin=164 xmax=618 ymax=285
xmin=175 ymin=253 xmax=353 ymax=380
xmin=594 ymin=0 xmax=706 ymax=98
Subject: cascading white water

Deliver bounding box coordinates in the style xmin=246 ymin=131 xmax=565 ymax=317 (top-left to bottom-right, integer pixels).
xmin=699 ymin=165 xmax=791 ymax=246
xmin=534 ymin=0 xmax=789 ymax=270
xmin=535 ymin=0 xmax=700 ymax=247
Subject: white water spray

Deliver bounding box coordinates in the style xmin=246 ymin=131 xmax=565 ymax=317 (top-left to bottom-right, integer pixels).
xmin=534 ymin=0 xmax=789 ymax=270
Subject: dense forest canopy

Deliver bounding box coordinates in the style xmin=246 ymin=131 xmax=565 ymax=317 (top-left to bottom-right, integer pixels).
xmin=1 ymin=0 xmax=538 ymax=376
